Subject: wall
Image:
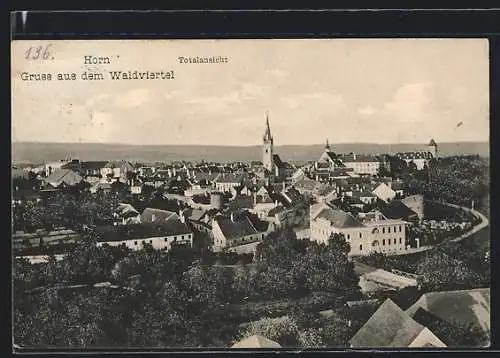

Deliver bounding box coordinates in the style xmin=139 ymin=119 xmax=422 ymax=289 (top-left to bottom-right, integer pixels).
xmin=309 ymin=218 xmax=407 ymax=256
xmin=344 ymin=161 xmax=380 ymax=175
xmin=97 ymin=233 xmax=193 ymax=251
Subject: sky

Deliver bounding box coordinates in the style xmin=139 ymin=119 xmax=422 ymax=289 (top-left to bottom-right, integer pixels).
xmin=11 ymin=39 xmax=489 ymax=146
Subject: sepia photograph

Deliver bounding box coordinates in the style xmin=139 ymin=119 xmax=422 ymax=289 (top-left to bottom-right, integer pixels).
xmin=11 ymin=38 xmax=490 ymax=350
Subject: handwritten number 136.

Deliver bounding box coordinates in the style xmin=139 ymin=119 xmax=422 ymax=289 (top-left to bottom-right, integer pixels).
xmin=25 ymin=44 xmax=53 ymax=60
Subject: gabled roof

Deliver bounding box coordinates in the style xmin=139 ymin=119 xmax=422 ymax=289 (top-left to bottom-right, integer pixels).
xmin=379 ymin=200 xmax=418 ymax=220
xmin=96 ymin=221 xmax=192 ymax=242
xmin=294 ymin=178 xmax=320 ymax=192
xmin=44 ymin=169 xmax=83 ymax=187
xmin=115 ymin=203 xmax=140 ymax=218
xmin=140 ymin=208 xmax=179 ymax=223
xmin=185 ymin=208 xmax=207 ymax=222
xmin=350 ymin=299 xmax=428 ymax=348
xmin=81 ymin=161 xmax=108 ymax=170
xmin=282 ymin=187 xmax=303 ymax=204
xmin=104 ymin=160 xmax=135 ymax=171
xmin=312 ymin=204 xmax=364 ymax=228
xmin=232 ymin=335 xmax=281 ymax=348
xmin=273 ymin=154 xmax=286 ymax=169
xmin=214 ymin=215 xmax=266 ymax=240
xmin=406 ymin=288 xmax=490 ymax=334
xmin=372 ymin=182 xmax=396 ymax=195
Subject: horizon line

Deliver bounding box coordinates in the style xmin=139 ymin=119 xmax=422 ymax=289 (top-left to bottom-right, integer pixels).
xmin=11 ymin=140 xmax=489 ymax=147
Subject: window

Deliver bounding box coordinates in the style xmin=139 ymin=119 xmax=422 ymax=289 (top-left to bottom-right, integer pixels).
xmin=393 ymin=238 xmax=396 ymax=244
xmin=399 ymin=237 xmax=402 ymax=244
xmin=359 ymin=244 xmax=362 ymax=251
xmin=149 ymin=240 xmax=152 ymax=244
xmin=382 ymin=228 xmax=385 ymax=234
xmin=399 ymin=226 xmax=402 ymax=232
xmin=359 ymin=232 xmax=362 ymax=238
xmin=181 ymin=235 xmax=184 ymax=240
xmin=382 ymin=239 xmax=385 ymax=246
xmin=347 ymin=234 xmax=350 ymax=240
xmin=394 ymin=226 xmax=397 ymax=232
xmin=164 ymin=238 xmax=168 ymax=242
xmin=134 ymin=241 xmax=138 ymax=245
xmin=388 ymin=227 xmax=391 ymax=233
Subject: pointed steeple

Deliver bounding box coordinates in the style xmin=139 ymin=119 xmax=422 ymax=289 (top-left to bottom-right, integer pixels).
xmin=325 ymin=139 xmax=330 ymax=152
xmin=263 ymin=112 xmax=273 ymax=142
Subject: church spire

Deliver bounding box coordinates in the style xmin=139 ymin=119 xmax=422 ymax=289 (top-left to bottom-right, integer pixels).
xmin=325 ymin=138 xmax=330 ymax=152
xmin=263 ymin=111 xmax=273 ymax=142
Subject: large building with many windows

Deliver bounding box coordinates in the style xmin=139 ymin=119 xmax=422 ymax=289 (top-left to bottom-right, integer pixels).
xmin=309 ymin=203 xmax=408 ymax=256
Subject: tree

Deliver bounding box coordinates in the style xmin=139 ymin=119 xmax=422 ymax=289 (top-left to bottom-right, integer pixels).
xmin=417 ymin=249 xmax=482 ymax=291
xmin=236 ymin=316 xmax=301 ymax=347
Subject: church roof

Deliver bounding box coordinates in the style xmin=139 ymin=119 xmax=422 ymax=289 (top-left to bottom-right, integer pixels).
xmin=263 ymin=115 xmax=273 ymax=142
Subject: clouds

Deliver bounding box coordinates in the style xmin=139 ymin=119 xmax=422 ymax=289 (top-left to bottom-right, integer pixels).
xmin=11 ymin=39 xmax=489 ymax=145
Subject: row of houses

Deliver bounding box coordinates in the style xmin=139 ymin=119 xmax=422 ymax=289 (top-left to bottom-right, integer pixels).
xmin=304 ymin=138 xmax=438 ymax=181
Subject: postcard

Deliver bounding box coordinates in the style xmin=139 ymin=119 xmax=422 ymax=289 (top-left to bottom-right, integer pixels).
xmin=11 ymin=39 xmax=490 ymax=350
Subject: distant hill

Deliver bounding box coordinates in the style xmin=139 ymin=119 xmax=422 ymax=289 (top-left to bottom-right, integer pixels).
xmin=12 ymin=141 xmax=489 ymax=165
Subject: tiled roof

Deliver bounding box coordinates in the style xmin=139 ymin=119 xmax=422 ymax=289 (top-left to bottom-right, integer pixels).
xmin=185 ymin=208 xmax=207 ymax=222
xmin=214 ymin=215 xmax=266 ymax=240
xmin=379 ymin=200 xmax=417 ymax=220
xmin=313 ymin=205 xmax=364 ymax=228
xmin=350 ymin=299 xmax=427 ymax=348
xmin=44 ymin=169 xmax=83 ymax=187
xmin=215 ymin=173 xmax=245 ymax=184
xmin=228 ymin=196 xmax=255 ymax=210
xmin=104 ymin=160 xmax=135 ymax=171
xmin=406 ymin=288 xmax=490 ymax=334
xmin=294 ymin=178 xmax=320 ymax=192
xmin=82 ymin=161 xmax=108 ymax=170
xmin=115 ymin=203 xmax=140 ymax=218
xmin=140 ymin=208 xmax=179 ymax=223
xmin=273 ymin=154 xmax=286 ymax=169
xmin=96 ymin=221 xmax=192 ymax=242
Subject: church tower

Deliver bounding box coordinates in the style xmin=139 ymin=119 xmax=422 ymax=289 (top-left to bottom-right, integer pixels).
xmin=428 ymin=138 xmax=438 ymax=158
xmin=325 ymin=139 xmax=331 ymax=153
xmin=262 ymin=113 xmax=274 ymax=173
